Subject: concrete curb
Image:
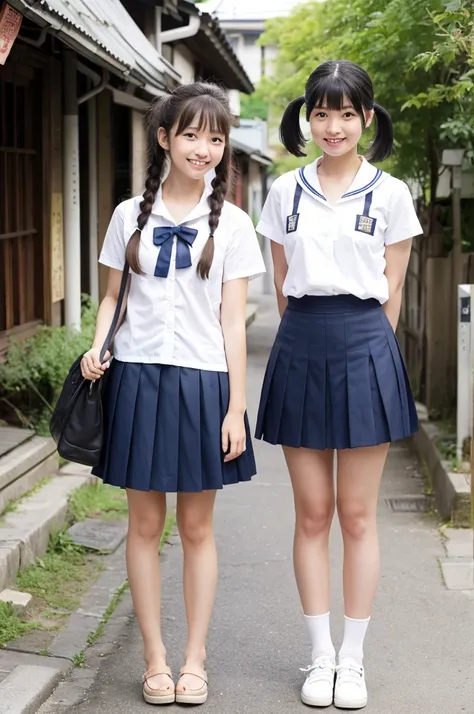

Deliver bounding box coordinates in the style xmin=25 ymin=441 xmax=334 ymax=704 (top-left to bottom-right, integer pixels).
xmin=412 ymin=403 xmax=471 ymax=526
xmin=0 ymin=664 xmax=64 ymax=714
xmin=48 ymin=541 xmax=128 ymax=660
xmin=0 ymin=465 xmax=96 ymax=590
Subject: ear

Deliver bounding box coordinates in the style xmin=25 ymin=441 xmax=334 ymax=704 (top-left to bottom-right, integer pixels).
xmin=157 ymin=127 xmax=169 ymax=151
xmin=364 ymin=109 xmax=375 ymax=129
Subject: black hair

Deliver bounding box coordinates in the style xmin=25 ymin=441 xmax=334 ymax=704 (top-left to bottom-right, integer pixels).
xmin=279 ymin=60 xmax=393 ymax=163
xmin=126 ymin=82 xmax=232 ymax=279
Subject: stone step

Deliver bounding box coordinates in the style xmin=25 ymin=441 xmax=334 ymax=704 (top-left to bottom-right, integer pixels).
xmin=0 ymin=467 xmax=96 ymax=591
xmin=0 ymin=436 xmax=58 ymax=515
xmin=0 ymin=427 xmax=35 ymax=459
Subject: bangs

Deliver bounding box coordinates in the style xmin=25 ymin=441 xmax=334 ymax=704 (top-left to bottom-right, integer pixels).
xmin=175 ymin=95 xmax=230 ymax=136
xmin=308 ymin=74 xmax=364 ymax=116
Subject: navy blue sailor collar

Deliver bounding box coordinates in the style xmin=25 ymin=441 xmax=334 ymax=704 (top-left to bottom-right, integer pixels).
xmin=295 ymin=156 xmax=388 ymax=205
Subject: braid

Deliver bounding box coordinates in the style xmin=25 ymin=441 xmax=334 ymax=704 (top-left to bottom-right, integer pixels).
xmin=125 ymin=149 xmax=164 ymax=274
xmin=197 ymin=144 xmax=231 ymax=279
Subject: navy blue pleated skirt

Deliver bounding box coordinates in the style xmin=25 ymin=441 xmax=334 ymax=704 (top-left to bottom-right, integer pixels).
xmin=92 ymin=361 xmax=256 ymax=492
xmin=255 ymin=295 xmax=418 ymax=450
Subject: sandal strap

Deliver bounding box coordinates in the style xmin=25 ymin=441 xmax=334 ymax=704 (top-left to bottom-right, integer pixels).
xmin=143 ymin=667 xmax=173 ymax=683
xmin=178 ymin=669 xmax=208 ymax=685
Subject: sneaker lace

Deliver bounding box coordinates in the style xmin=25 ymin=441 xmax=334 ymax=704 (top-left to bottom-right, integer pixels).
xmin=336 ymin=661 xmax=364 ymax=686
xmin=300 ymin=657 xmax=335 ymax=684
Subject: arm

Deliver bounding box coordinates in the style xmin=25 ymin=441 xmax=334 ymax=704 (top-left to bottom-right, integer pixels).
xmin=272 ymin=241 xmax=289 ymax=317
xmin=220 ymin=277 xmax=249 ymax=462
xmin=81 ymin=268 xmax=126 ymax=380
xmin=383 ymin=239 xmax=412 ymax=331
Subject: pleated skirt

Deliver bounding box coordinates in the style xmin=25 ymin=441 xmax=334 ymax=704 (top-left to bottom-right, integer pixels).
xmin=92 ymin=361 xmax=256 ymax=492
xmin=255 ymin=295 xmax=418 ymax=450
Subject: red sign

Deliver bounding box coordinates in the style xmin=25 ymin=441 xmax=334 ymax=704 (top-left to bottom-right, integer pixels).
xmin=0 ymin=3 xmax=23 ymax=66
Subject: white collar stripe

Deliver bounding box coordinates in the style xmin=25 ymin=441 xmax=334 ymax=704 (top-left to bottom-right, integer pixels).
xmin=298 ymin=167 xmax=326 ymax=201
xmin=342 ymin=169 xmax=383 ymax=198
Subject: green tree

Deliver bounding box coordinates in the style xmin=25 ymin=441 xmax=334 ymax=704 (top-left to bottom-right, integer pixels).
xmin=240 ymin=91 xmax=269 ymax=121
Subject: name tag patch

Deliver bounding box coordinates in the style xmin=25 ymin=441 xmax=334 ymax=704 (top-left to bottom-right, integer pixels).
xmin=286 ymin=213 xmax=299 ymax=233
xmin=355 ymin=214 xmax=377 ymax=236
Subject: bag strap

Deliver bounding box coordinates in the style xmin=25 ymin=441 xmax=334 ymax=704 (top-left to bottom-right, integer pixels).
xmin=99 ymin=260 xmax=130 ymax=363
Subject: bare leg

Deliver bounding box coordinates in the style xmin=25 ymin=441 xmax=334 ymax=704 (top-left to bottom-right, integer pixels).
xmin=126 ymin=489 xmax=171 ymax=693
xmin=283 ymin=446 xmax=335 ymax=616
xmin=337 ymin=444 xmax=389 ymax=619
xmin=175 ymin=490 xmax=217 ymax=694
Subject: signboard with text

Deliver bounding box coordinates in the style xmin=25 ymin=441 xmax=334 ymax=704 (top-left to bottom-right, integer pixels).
xmin=0 ymin=4 xmax=22 ymax=66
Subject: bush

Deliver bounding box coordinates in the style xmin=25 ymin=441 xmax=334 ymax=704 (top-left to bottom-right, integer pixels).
xmin=0 ymin=295 xmax=97 ymax=434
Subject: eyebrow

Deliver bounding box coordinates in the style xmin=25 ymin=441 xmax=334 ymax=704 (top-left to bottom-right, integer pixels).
xmin=315 ymin=105 xmax=355 ymax=110
xmin=184 ymin=125 xmax=225 ymax=133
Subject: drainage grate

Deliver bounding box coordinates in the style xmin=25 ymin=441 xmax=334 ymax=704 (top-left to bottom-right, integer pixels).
xmin=385 ymin=495 xmax=433 ymax=513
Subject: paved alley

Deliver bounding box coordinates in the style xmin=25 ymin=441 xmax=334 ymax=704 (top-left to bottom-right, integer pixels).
xmin=41 ymin=297 xmax=473 ymax=714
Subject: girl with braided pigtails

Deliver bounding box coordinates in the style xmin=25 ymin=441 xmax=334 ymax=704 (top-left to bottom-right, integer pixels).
xmin=81 ymin=83 xmax=265 ymax=706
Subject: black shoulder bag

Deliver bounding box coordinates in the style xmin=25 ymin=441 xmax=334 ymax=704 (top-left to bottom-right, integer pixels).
xmin=49 ymin=261 xmax=130 ymax=467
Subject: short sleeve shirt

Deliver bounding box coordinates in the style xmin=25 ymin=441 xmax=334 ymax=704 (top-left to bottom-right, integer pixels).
xmin=100 ymin=184 xmax=265 ymax=371
xmin=256 ymin=157 xmax=423 ymax=303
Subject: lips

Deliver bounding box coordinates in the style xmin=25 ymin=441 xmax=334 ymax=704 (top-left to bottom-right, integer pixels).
xmin=324 ymin=138 xmax=345 ymax=145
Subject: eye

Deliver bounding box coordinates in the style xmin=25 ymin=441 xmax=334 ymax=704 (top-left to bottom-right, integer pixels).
xmin=314 ymin=111 xmax=327 ymax=119
xmin=211 ymin=137 xmax=224 ymax=144
xmin=183 ymin=132 xmax=196 ymax=139
xmin=343 ymin=112 xmax=356 ymax=119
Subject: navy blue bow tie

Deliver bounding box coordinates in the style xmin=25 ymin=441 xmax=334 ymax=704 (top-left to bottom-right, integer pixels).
xmin=152 ymin=225 xmax=198 ymax=278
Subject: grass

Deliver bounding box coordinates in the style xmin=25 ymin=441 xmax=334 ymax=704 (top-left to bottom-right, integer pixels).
xmin=16 ymin=544 xmax=103 ymax=613
xmin=69 ymin=482 xmax=129 ymax=522
xmin=0 ymin=602 xmax=38 ymax=647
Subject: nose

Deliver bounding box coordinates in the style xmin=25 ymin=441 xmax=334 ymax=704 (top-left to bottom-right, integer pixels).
xmin=327 ymin=118 xmax=342 ymax=135
xmin=193 ymin=140 xmax=210 ymax=158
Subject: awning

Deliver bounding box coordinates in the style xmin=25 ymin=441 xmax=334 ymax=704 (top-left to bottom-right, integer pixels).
xmin=11 ymin=0 xmax=181 ymax=93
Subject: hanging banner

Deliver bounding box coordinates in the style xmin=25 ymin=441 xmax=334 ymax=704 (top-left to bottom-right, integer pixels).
xmin=0 ymin=4 xmax=22 ymax=66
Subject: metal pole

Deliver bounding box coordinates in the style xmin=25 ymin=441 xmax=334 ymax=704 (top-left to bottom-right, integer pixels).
xmin=63 ymin=49 xmax=82 ymax=330
xmin=449 ymin=166 xmax=464 ymax=408
xmin=470 ymin=286 xmax=474 ymax=553
xmin=88 ymin=94 xmax=99 ymax=304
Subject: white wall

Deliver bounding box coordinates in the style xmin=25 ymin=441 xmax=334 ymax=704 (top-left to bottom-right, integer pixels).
xmin=173 ymin=43 xmax=195 ymax=84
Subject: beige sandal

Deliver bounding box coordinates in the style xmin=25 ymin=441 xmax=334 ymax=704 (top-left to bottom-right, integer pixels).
xmin=175 ymin=667 xmax=208 ymax=705
xmin=142 ymin=666 xmax=175 ymax=705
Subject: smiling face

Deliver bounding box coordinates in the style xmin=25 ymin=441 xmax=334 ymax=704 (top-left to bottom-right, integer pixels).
xmin=309 ymin=95 xmax=373 ymax=158
xmin=157 ymin=97 xmax=229 ymax=182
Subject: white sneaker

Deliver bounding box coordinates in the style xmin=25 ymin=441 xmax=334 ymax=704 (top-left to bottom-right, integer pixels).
xmin=300 ymin=656 xmax=336 ymax=707
xmin=334 ymin=657 xmax=368 ymax=709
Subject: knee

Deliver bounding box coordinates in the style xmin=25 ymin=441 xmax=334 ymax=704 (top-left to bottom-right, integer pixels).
xmin=337 ymin=500 xmax=375 ymax=540
xmin=129 ymin=512 xmax=165 ymax=542
xmin=295 ymin=500 xmax=334 ymax=539
xmin=178 ymin=514 xmax=213 ymax=548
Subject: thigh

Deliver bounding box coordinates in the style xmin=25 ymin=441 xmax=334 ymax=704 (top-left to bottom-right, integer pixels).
xmin=336 ymin=443 xmax=389 ymax=515
xmin=283 ymin=447 xmax=336 ymax=516
xmin=126 ymin=489 xmax=167 ymax=537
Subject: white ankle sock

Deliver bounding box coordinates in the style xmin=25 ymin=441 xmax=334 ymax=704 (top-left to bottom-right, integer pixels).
xmin=339 ymin=615 xmax=370 ymax=663
xmin=304 ymin=612 xmax=336 ymax=662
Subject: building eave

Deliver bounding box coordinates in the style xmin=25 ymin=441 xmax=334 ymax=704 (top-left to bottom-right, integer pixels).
xmin=10 ymin=0 xmax=181 ymax=93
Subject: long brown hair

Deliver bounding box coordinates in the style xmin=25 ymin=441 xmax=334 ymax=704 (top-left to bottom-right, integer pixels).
xmin=125 ymin=82 xmax=233 ymax=279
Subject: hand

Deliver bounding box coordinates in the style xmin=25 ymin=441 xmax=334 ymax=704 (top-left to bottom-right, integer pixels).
xmin=81 ymin=348 xmax=111 ymax=381
xmin=221 ymin=411 xmax=246 ymax=462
